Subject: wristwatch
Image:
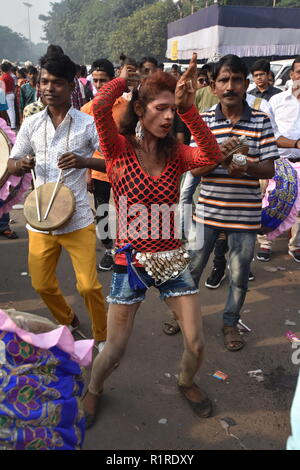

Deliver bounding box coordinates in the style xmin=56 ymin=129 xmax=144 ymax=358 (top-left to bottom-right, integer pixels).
xmin=232 ymin=154 xmax=247 ymax=166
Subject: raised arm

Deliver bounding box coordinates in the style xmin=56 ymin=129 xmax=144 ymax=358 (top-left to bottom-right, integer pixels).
xmin=175 ymin=53 xmax=222 ymax=172
xmin=92 ymin=78 xmax=127 ymax=160
xmin=178 ymin=105 xmax=222 ymax=172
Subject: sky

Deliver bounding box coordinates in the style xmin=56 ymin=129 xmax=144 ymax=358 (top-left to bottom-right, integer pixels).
xmin=0 ymin=0 xmax=62 ymax=43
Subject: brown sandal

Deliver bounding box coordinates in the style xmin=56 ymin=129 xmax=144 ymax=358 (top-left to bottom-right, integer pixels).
xmin=222 ymin=326 xmax=245 ymax=351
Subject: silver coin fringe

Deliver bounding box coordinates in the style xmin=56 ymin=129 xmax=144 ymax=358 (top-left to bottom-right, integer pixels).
xmin=135 ymin=247 xmax=190 ymax=285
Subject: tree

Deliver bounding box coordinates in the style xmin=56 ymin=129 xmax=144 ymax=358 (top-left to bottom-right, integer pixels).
xmin=106 ymin=0 xmax=178 ymax=62
xmin=277 ymin=0 xmax=300 ymax=6
xmin=0 ymin=26 xmax=46 ymax=63
xmin=39 ymin=0 xmax=91 ymax=61
xmin=40 ymin=0 xmax=157 ymax=63
xmin=1 ymin=26 xmax=27 ymax=62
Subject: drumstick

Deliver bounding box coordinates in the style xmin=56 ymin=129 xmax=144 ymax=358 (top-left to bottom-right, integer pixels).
xmin=30 ymin=170 xmax=41 ymax=222
xmin=43 ymin=169 xmax=63 ymax=221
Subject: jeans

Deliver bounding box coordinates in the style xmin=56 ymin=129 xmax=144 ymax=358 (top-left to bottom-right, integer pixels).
xmin=0 ymin=213 xmax=9 ymax=232
xmin=93 ymin=179 xmax=113 ymax=249
xmin=189 ymin=225 xmax=257 ymax=326
xmin=6 ymin=93 xmax=16 ymax=129
xmin=179 ymin=171 xmax=200 ymax=240
xmin=107 ymin=266 xmax=198 ymax=304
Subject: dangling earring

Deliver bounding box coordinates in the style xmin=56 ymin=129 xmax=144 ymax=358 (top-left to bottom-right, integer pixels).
xmin=135 ymin=120 xmax=144 ymax=142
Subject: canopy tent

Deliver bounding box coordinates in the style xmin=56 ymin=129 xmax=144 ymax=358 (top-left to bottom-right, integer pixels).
xmin=166 ymin=4 xmax=300 ymax=62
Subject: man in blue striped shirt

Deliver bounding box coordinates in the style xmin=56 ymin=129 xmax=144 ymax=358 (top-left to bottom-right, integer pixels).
xmin=189 ymin=55 xmax=279 ymax=351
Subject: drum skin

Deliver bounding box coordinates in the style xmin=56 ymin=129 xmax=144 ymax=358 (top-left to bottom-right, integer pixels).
xmin=24 ymin=182 xmax=75 ymax=231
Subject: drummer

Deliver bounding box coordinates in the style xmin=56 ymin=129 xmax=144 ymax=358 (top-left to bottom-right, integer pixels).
xmin=7 ymin=49 xmax=107 ymax=349
xmin=0 ymin=117 xmax=18 ymax=240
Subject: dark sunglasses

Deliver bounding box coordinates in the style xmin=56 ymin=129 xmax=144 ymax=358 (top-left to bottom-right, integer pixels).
xmin=198 ymin=78 xmax=208 ymax=84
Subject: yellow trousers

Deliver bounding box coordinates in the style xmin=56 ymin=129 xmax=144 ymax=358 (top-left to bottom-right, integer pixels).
xmin=28 ymin=224 xmax=107 ymax=341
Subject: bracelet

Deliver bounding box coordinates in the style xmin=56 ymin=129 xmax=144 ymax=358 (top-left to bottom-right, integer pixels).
xmin=294 ymin=139 xmax=300 ymax=149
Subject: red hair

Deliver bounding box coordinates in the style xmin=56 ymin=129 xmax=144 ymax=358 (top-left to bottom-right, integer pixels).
xmin=138 ymin=71 xmax=177 ymax=104
xmin=119 ymin=71 xmax=178 ymax=160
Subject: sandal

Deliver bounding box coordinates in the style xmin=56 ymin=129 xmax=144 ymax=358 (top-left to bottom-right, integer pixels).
xmin=68 ymin=314 xmax=80 ymax=333
xmin=178 ymin=383 xmax=213 ymax=418
xmin=82 ymin=390 xmax=101 ymax=429
xmin=222 ymin=325 xmax=245 ymax=351
xmin=163 ymin=318 xmax=180 ymax=335
xmin=0 ymin=229 xmax=18 ymax=240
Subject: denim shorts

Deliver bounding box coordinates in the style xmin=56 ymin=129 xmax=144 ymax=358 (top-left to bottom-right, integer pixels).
xmin=107 ymin=265 xmax=199 ymax=305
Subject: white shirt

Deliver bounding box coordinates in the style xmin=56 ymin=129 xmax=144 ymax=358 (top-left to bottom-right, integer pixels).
xmin=285 ymin=79 xmax=293 ymax=91
xmin=87 ymin=74 xmax=97 ymax=96
xmin=269 ymin=87 xmax=300 ymax=159
xmin=10 ymin=106 xmax=99 ymax=234
xmin=246 ymin=93 xmax=271 ymax=116
xmin=10 ymin=73 xmax=17 ymax=87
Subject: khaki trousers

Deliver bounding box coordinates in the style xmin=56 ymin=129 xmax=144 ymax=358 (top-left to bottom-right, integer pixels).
xmin=28 ymin=224 xmax=107 ymax=341
xmin=258 ymin=213 xmax=300 ymax=252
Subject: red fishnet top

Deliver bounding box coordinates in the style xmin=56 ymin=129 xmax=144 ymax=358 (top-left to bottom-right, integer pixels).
xmin=93 ymin=78 xmax=221 ymax=265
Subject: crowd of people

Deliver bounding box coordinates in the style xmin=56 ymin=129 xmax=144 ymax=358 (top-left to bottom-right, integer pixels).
xmin=1 ymin=45 xmax=300 ymax=449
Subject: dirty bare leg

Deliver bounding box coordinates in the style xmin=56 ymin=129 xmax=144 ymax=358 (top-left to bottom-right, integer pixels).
xmin=165 ymin=294 xmax=206 ymax=402
xmin=83 ymin=302 xmax=141 ymax=415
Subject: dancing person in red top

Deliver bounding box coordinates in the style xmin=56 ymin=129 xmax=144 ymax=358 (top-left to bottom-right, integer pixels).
xmin=60 ymin=54 xmax=222 ymax=426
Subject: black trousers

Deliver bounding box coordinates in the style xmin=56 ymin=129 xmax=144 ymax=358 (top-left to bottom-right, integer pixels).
xmin=93 ymin=179 xmax=113 ymax=249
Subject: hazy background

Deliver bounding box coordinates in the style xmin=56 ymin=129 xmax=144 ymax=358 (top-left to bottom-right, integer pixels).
xmin=0 ymin=0 xmax=61 ymax=43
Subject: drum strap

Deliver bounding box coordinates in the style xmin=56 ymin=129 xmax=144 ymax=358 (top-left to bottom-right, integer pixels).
xmin=44 ymin=117 xmax=72 ymax=184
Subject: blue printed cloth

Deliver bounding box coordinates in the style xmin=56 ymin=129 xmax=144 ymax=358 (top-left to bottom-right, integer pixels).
xmin=0 ymin=330 xmax=85 ymax=450
xmin=261 ymin=159 xmax=298 ymax=231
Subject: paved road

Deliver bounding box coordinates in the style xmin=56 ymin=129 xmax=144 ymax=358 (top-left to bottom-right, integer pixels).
xmin=1 ymin=208 xmax=299 ymax=451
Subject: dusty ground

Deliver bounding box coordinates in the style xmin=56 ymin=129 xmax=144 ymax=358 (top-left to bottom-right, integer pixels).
xmin=1 ymin=208 xmax=299 ymax=451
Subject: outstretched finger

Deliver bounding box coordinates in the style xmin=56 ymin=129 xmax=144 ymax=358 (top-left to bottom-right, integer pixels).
xmin=178 ymin=53 xmax=198 ymax=89
xmin=182 ymin=53 xmax=198 ymax=79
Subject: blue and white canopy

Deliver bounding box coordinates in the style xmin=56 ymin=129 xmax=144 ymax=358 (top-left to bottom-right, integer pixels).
xmin=167 ymin=4 xmax=300 ymax=61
